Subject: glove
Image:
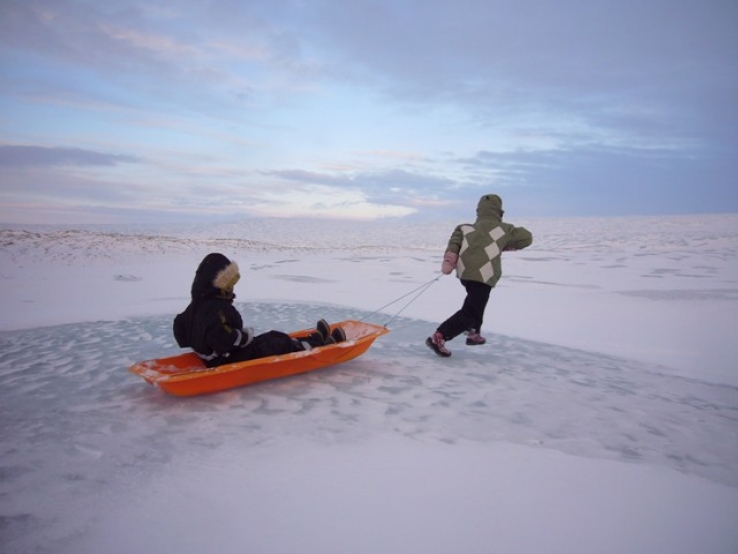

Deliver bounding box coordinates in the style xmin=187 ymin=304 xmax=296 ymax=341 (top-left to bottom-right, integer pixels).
xmin=441 ymin=251 xmax=458 ymax=274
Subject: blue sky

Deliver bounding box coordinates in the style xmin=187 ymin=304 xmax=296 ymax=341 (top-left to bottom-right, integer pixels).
xmin=1 ymin=0 xmax=736 ymax=224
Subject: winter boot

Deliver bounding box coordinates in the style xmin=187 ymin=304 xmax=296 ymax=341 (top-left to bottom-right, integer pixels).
xmin=317 ymin=319 xmax=347 ymax=346
xmin=466 ymin=330 xmax=486 ymax=346
xmin=426 ymin=331 xmax=451 ymax=357
xmin=316 ymin=319 xmax=331 ymax=343
xmin=330 ymin=327 xmax=347 ymax=343
xmin=323 ymin=326 xmax=347 ymax=345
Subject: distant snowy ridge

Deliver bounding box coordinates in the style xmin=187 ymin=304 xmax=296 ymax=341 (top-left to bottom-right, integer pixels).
xmin=0 ymin=224 xmax=441 ymax=264
xmin=4 ymin=213 xmax=737 ymax=251
xmin=3 ymin=213 xmax=737 ymax=274
xmin=0 ymin=229 xmax=277 ymax=264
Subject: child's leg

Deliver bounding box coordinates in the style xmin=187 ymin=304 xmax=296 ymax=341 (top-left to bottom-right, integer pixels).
xmin=437 ymin=280 xmax=491 ymax=340
xmin=462 ymin=279 xmax=491 ymax=332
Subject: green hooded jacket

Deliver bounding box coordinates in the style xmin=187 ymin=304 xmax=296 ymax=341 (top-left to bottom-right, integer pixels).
xmin=446 ymin=194 xmax=533 ymax=287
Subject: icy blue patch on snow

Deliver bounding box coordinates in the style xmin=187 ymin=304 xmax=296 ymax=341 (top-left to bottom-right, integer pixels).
xmin=1 ymin=302 xmax=737 ymax=552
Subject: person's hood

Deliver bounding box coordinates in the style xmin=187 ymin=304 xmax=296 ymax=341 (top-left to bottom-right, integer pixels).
xmin=190 ymin=252 xmax=240 ymax=299
xmin=476 ymin=194 xmax=504 ymax=220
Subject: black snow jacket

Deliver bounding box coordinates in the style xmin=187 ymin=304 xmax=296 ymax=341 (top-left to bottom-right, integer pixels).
xmin=173 ymin=253 xmax=304 ymax=368
xmin=173 ymin=253 xmax=254 ymax=367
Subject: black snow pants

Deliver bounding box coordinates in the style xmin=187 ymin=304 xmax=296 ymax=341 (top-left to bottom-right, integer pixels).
xmin=205 ymin=330 xmax=318 ymax=368
xmin=437 ymin=279 xmax=492 ymax=341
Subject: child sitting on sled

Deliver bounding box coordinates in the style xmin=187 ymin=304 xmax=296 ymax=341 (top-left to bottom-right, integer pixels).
xmin=173 ymin=253 xmax=346 ymax=368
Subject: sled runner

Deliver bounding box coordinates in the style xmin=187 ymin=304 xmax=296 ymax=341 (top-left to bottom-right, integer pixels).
xmin=129 ymin=320 xmax=388 ymax=396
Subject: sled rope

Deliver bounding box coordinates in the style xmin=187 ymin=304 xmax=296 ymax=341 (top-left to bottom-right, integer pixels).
xmin=361 ymin=274 xmax=443 ymax=328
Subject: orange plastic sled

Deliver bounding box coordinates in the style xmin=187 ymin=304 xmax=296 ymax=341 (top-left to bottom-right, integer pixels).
xmin=129 ymin=320 xmax=389 ymax=396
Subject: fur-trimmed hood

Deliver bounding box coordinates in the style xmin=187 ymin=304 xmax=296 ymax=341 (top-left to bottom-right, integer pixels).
xmin=190 ymin=253 xmax=240 ymax=299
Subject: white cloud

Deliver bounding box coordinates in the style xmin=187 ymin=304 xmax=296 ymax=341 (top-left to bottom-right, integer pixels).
xmin=244 ymin=184 xmax=416 ymax=220
xmin=0 ymin=0 xmax=735 ymax=223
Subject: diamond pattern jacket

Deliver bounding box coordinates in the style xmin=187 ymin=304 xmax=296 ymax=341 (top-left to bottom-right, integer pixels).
xmin=445 ymin=194 xmax=533 ymax=287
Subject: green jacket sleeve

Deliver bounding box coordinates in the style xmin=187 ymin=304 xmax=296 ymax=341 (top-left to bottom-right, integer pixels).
xmin=445 ymin=225 xmax=465 ymax=254
xmin=508 ymin=226 xmax=533 ymax=250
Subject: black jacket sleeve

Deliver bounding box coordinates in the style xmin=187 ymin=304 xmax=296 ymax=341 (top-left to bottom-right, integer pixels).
xmin=199 ymin=300 xmax=248 ymax=356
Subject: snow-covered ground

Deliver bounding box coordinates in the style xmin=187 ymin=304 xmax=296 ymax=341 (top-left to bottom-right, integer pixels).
xmin=1 ymin=215 xmax=737 ymax=553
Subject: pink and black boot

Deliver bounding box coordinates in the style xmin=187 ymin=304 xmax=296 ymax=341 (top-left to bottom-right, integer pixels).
xmin=426 ymin=331 xmax=452 ymax=357
xmin=465 ymin=329 xmax=487 ymax=346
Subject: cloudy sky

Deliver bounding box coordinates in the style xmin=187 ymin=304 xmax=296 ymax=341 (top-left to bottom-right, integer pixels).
xmin=1 ymin=0 xmax=736 ymax=224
